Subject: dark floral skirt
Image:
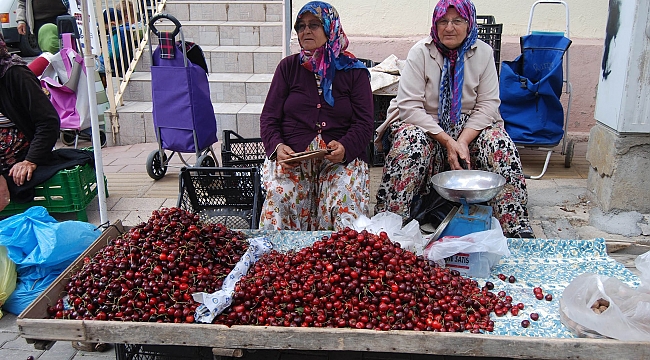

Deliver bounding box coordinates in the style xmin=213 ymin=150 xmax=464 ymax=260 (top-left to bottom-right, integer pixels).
xmin=0 ymin=127 xmax=30 ymax=174
xmin=374 ymin=118 xmax=531 ymax=235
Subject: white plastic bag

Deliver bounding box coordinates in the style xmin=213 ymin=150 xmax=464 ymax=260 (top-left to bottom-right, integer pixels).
xmin=423 ymin=217 xmax=510 ymax=278
xmin=560 ymin=250 xmax=650 ymax=341
xmin=193 ymin=237 xmax=272 ymax=323
xmin=343 ymin=212 xmax=426 ymax=255
xmin=635 ymin=250 xmax=650 ymax=293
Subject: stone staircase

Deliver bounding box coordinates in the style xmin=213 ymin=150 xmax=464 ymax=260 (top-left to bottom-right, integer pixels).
xmin=111 ymin=0 xmax=285 ymax=146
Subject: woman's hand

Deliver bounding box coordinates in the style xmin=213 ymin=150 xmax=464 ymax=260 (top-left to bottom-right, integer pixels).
xmin=325 ymin=140 xmax=346 ymax=164
xmin=450 ymin=140 xmax=471 ymax=170
xmin=433 ymin=132 xmax=470 ymax=170
xmin=17 ymin=23 xmax=26 ymax=35
xmin=8 ymin=160 xmax=37 ymax=186
xmin=276 ymin=144 xmax=299 ymax=169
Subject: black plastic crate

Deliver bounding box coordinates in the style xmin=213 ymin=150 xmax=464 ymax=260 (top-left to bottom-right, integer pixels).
xmin=357 ymin=58 xmax=376 ymax=68
xmin=115 ymin=343 xmax=213 ymax=360
xmin=177 ymin=167 xmax=261 ymax=229
xmin=369 ymin=94 xmax=396 ymax=167
xmin=374 ymin=94 xmax=395 ymax=127
xmin=477 ymin=23 xmax=503 ymax=75
xmin=477 ymin=15 xmax=496 ymax=25
xmin=221 ymin=130 xmax=265 ymax=170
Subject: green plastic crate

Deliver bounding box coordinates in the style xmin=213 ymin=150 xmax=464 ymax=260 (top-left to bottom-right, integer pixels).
xmin=0 ymin=163 xmax=107 ymax=222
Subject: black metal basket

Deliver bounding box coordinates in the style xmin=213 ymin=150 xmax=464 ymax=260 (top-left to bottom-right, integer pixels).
xmin=177 ymin=167 xmax=261 ymax=229
xmin=115 ymin=343 xmax=213 ymax=360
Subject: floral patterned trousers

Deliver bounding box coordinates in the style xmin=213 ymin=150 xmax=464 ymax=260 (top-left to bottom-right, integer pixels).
xmin=259 ymin=136 xmax=370 ymax=231
xmin=374 ymin=119 xmax=531 ymax=235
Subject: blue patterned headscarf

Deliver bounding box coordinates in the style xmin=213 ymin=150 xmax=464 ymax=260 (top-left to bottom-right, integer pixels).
xmin=295 ymin=1 xmax=366 ymax=107
xmin=430 ymin=0 xmax=478 ymax=131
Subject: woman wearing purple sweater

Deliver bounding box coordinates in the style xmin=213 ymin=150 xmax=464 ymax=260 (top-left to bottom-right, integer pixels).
xmin=259 ymin=1 xmax=373 ymax=230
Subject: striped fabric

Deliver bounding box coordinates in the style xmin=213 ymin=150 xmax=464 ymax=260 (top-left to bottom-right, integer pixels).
xmin=158 ymin=31 xmax=176 ymax=59
xmin=0 ymin=111 xmax=14 ymax=128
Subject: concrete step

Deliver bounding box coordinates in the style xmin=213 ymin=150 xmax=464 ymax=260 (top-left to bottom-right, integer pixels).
xmin=108 ymin=101 xmax=263 ymax=146
xmin=134 ymin=45 xmax=282 ymax=74
xmin=164 ymin=0 xmax=283 ymax=22
xmin=121 ymin=71 xmax=272 ymax=103
xmin=149 ymin=19 xmax=283 ymax=47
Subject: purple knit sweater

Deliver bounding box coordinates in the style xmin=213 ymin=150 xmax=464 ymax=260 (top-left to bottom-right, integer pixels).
xmin=260 ymin=54 xmax=374 ymax=163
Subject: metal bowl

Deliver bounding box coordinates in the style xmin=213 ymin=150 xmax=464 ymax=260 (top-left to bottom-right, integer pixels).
xmin=431 ymin=170 xmax=506 ymax=204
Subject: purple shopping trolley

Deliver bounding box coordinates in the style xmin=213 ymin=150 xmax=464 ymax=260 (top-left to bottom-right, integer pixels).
xmin=146 ymin=13 xmax=218 ymax=180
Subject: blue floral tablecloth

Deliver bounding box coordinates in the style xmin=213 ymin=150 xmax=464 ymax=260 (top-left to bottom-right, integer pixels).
xmin=241 ymin=230 xmax=641 ymax=338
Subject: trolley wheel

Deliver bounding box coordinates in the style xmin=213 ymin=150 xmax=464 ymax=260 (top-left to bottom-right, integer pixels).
xmin=196 ymin=154 xmax=216 ymax=167
xmin=564 ymin=139 xmax=575 ymax=168
xmin=61 ymin=131 xmax=76 ymax=146
xmin=100 ymin=130 xmax=107 ymax=148
xmin=146 ymin=150 xmax=168 ymax=180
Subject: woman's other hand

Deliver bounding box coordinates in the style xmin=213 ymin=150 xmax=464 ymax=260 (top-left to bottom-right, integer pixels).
xmin=434 ymin=132 xmax=471 ymax=170
xmin=454 ymin=128 xmax=480 ymax=170
xmin=325 ymin=140 xmax=346 ymax=164
xmin=8 ymin=160 xmax=37 ymax=186
xmin=276 ymin=144 xmax=299 ymax=169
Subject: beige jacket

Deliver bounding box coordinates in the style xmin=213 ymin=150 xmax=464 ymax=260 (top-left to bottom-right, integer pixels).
xmin=375 ymin=36 xmax=502 ymax=148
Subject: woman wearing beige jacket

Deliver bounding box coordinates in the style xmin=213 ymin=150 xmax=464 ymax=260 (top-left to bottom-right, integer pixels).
xmin=16 ymin=0 xmax=69 ymax=39
xmin=374 ymin=0 xmax=533 ymax=238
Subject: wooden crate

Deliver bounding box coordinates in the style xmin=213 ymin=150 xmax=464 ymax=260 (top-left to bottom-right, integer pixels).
xmin=15 ymin=222 xmax=650 ymax=360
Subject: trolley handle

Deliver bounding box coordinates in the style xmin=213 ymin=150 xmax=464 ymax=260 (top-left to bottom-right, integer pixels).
xmin=149 ymin=13 xmax=182 ymax=37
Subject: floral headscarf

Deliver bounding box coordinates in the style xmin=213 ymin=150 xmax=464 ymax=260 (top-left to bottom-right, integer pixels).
xmin=0 ymin=33 xmax=26 ymax=78
xmin=430 ymin=0 xmax=478 ymax=132
xmin=295 ymin=1 xmax=366 ymax=107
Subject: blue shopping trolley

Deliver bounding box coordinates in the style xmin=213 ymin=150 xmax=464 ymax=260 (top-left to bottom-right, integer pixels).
xmin=499 ymin=1 xmax=573 ymax=179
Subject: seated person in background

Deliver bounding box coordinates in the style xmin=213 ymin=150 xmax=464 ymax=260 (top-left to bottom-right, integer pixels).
xmin=98 ymin=8 xmax=133 ymax=85
xmin=259 ymin=1 xmax=374 ymax=231
xmin=37 ymin=22 xmax=60 ymax=54
xmin=119 ymin=0 xmax=143 ymax=33
xmin=0 ymin=33 xmax=60 ymax=211
xmin=27 ymin=23 xmax=60 ymax=76
xmin=374 ymin=0 xmax=535 ymax=238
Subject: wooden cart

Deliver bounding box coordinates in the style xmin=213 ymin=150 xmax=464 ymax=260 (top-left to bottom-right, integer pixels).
xmin=16 ymin=222 xmax=650 ymax=360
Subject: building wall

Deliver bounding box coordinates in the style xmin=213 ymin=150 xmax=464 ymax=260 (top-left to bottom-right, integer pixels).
xmin=290 ymin=0 xmax=609 ymax=135
xmin=291 ymin=0 xmax=608 ymax=38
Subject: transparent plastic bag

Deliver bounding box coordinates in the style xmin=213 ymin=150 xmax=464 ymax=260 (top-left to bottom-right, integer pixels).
xmin=0 ymin=245 xmax=17 ymax=319
xmin=423 ymin=218 xmax=510 ymax=278
xmin=560 ymin=251 xmax=650 ymax=341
